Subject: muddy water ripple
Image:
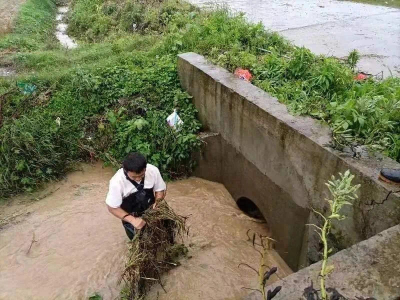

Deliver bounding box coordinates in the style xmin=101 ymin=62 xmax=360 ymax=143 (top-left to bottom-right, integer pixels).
xmin=0 ymin=163 xmax=291 ymax=300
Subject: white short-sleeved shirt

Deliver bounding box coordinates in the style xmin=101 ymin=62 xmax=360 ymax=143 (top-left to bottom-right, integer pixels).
xmin=106 ymin=164 xmax=166 ymax=208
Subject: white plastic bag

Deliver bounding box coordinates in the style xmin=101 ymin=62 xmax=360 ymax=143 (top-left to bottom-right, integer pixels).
xmin=166 ymin=109 xmax=183 ymax=130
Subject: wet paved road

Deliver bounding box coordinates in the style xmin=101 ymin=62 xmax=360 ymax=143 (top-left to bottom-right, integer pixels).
xmin=189 ymin=0 xmax=400 ymax=77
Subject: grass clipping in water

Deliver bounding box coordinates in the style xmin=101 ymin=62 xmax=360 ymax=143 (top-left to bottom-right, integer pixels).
xmin=121 ymin=201 xmax=188 ymax=300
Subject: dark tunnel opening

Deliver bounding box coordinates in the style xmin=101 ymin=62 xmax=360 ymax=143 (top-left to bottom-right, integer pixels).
xmin=236 ymin=197 xmax=265 ymax=220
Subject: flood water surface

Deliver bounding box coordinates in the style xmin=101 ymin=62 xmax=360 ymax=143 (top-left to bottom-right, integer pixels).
xmin=55 ymin=6 xmax=77 ymax=49
xmin=0 ymin=163 xmax=291 ymax=300
xmin=0 ymin=164 xmax=125 ymax=300
xmin=146 ymin=178 xmax=292 ymax=300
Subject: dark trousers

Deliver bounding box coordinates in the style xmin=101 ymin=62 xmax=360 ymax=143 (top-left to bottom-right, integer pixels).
xmin=122 ymin=220 xmax=175 ymax=242
xmin=122 ymin=221 xmax=136 ymax=240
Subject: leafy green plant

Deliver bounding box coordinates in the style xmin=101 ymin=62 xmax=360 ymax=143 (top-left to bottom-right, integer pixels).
xmin=309 ymin=171 xmax=360 ymax=300
xmin=0 ymin=0 xmax=399 ymax=200
xmin=88 ymin=293 xmax=102 ymax=300
xmin=0 ymin=50 xmax=201 ymax=198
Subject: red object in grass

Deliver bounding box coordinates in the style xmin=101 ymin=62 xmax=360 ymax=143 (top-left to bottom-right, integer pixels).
xmin=354 ymin=73 xmax=368 ymax=81
xmin=234 ymin=68 xmax=252 ymax=81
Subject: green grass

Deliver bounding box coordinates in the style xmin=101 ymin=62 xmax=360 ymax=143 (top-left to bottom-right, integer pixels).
xmin=342 ymin=0 xmax=400 ymax=8
xmin=0 ymin=0 xmax=399 ymax=199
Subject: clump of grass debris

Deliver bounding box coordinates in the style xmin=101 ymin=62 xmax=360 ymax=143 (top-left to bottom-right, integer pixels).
xmin=239 ymin=230 xmax=282 ymax=300
xmin=120 ymin=201 xmax=188 ymax=300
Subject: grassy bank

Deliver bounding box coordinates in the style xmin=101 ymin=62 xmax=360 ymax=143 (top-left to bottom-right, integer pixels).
xmin=0 ymin=0 xmax=399 ymax=199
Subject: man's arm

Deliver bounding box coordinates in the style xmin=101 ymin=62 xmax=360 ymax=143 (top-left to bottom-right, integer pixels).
xmin=153 ymin=167 xmax=167 ymax=208
xmin=106 ymin=179 xmax=146 ymax=229
xmin=107 ymin=205 xmax=146 ymax=229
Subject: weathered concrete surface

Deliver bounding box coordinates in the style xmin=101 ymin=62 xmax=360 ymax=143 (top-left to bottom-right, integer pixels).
xmin=188 ymin=0 xmax=400 ymax=77
xmin=245 ymin=224 xmax=400 ymax=300
xmin=178 ymin=52 xmax=400 ymax=269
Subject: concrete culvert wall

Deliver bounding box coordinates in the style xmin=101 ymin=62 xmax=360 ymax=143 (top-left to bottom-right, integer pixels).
xmin=178 ymin=52 xmax=400 ymax=273
xmin=193 ymin=132 xmax=309 ymax=270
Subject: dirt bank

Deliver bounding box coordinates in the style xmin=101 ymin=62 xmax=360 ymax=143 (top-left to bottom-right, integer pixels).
xmin=0 ymin=0 xmax=26 ymax=34
xmin=0 ymin=163 xmax=291 ymax=299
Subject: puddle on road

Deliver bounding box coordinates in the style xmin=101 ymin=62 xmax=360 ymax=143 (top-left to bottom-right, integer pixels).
xmin=0 ymin=163 xmax=291 ymax=300
xmin=0 ymin=67 xmax=16 ymax=77
xmin=188 ymin=0 xmax=400 ymax=77
xmin=55 ymin=6 xmax=77 ymax=49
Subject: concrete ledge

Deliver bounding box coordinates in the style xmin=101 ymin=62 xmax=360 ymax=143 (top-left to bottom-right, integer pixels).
xmin=245 ymin=224 xmax=400 ymax=300
xmin=178 ymin=52 xmax=400 ymax=268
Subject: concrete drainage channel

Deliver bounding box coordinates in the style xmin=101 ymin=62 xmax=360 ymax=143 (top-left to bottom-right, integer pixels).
xmin=179 ymin=53 xmax=400 ymax=299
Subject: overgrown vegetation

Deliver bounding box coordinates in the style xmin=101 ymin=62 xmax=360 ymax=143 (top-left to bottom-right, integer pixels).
xmin=0 ymin=0 xmax=399 ymax=199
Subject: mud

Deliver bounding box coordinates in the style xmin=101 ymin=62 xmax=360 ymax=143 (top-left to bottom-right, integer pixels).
xmin=0 ymin=163 xmax=291 ymax=300
xmin=0 ymin=0 xmax=26 ymax=34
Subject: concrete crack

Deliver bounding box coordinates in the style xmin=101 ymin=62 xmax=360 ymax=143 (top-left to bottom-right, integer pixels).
xmin=359 ymin=190 xmax=400 ymax=238
xmin=365 ymin=189 xmax=400 ymax=211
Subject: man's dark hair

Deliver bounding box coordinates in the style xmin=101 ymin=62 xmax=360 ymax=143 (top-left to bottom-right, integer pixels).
xmin=122 ymin=152 xmax=147 ymax=173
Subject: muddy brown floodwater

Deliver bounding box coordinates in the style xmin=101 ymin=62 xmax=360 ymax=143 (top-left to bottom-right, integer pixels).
xmin=0 ymin=163 xmax=291 ymax=300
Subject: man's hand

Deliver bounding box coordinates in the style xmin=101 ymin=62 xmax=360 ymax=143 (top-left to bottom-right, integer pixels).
xmin=126 ymin=215 xmax=146 ymax=230
xmin=153 ymin=190 xmax=166 ymax=209
xmin=132 ymin=217 xmax=146 ymax=229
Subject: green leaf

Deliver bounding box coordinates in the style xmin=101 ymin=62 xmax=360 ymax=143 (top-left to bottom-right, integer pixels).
xmin=133 ymin=118 xmax=148 ymax=130
xmin=16 ymin=160 xmax=26 ymax=171
xmin=88 ymin=293 xmax=102 ymax=300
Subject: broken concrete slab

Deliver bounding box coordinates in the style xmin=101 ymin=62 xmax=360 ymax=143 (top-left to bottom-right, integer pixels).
xmin=245 ymin=224 xmax=400 ymax=300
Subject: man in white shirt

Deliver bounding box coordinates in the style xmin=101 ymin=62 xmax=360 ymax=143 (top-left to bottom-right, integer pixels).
xmin=106 ymin=152 xmax=166 ymax=239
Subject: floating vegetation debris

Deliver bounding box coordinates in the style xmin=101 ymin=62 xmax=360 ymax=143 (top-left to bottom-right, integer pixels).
xmin=120 ymin=202 xmax=188 ymax=300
